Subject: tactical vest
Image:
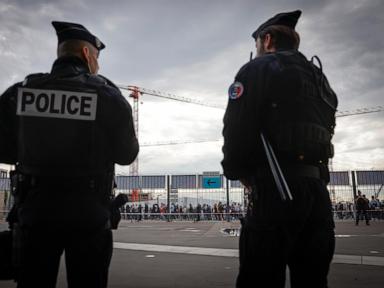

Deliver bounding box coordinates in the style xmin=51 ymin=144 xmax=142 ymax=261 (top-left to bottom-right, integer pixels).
xmin=16 ymin=73 xmax=109 ymax=176
xmin=263 ymin=51 xmax=337 ymax=164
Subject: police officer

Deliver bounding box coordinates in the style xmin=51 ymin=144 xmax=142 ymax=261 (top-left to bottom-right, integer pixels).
xmin=0 ymin=21 xmax=138 ymax=287
xmin=222 ymin=11 xmax=338 ymax=288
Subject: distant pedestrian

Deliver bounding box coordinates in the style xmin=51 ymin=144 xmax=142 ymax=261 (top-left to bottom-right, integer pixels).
xmin=196 ymin=203 xmax=202 ymax=222
xmin=369 ymin=196 xmax=380 ymax=220
xmin=355 ymin=191 xmax=370 ymax=225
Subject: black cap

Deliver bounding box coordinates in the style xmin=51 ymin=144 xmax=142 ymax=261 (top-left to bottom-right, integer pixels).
xmin=52 ymin=21 xmax=105 ymax=51
xmin=252 ymin=10 xmax=302 ymax=40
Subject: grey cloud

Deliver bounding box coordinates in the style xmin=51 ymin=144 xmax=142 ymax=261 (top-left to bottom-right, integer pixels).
xmin=1 ymin=0 xmax=383 ymax=174
xmin=137 ymin=142 xmax=223 ymax=175
xmin=298 ymin=0 xmax=384 ymax=109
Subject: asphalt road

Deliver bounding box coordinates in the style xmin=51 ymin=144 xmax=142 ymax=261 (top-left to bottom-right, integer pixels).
xmin=0 ymin=220 xmax=383 ymax=287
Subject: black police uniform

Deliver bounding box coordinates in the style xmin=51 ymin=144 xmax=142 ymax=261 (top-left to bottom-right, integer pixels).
xmin=222 ymin=11 xmax=337 ymax=288
xmin=0 ymin=22 xmax=138 ymax=287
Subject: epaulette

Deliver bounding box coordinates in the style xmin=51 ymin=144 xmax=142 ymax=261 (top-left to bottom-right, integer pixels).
xmin=84 ymin=73 xmax=105 ymax=84
xmin=86 ymin=74 xmax=121 ymax=92
xmin=22 ymin=73 xmax=49 ymax=86
xmin=96 ymin=75 xmax=120 ymax=89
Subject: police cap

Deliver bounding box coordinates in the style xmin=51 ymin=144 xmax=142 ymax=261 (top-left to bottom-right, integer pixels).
xmin=52 ymin=21 xmax=105 ymax=51
xmin=252 ymin=10 xmax=302 ymax=40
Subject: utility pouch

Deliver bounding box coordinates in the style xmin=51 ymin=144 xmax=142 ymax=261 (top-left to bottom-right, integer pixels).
xmin=110 ymin=193 xmax=128 ymax=229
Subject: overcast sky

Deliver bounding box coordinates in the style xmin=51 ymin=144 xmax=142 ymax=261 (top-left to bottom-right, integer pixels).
xmin=0 ymin=0 xmax=383 ymax=175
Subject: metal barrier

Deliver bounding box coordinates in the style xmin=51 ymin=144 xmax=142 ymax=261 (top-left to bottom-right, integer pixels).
xmin=332 ymin=209 xmax=384 ymax=221
xmin=1 ymin=170 xmax=383 ymax=220
xmin=120 ymin=212 xmax=245 ymax=222
xmin=1 ymin=210 xmax=383 ymax=223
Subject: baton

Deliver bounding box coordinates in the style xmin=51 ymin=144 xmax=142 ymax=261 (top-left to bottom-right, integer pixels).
xmin=260 ymin=132 xmax=293 ymax=201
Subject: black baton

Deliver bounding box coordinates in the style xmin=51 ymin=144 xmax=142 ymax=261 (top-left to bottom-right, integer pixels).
xmin=260 ymin=132 xmax=293 ymax=201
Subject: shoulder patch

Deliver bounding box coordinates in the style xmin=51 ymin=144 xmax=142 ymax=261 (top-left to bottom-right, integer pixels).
xmin=228 ymin=82 xmax=244 ymax=100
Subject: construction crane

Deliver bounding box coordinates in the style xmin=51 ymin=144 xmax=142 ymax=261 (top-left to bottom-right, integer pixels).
xmin=336 ymin=106 xmax=384 ymax=117
xmin=124 ymin=86 xmax=140 ymax=175
xmin=118 ymin=85 xmax=224 ymax=109
xmin=141 ymin=139 xmax=220 ymax=147
xmin=118 ymin=85 xmax=224 ymax=175
xmin=118 ymin=84 xmax=384 ymax=173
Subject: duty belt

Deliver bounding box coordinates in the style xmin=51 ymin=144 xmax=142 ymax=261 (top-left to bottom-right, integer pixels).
xmin=253 ymin=164 xmax=321 ymax=180
xmin=25 ymin=175 xmax=99 ymax=190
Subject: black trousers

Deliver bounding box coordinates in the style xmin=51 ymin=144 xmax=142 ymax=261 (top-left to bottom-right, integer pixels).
xmin=236 ymin=177 xmax=335 ymax=288
xmin=355 ymin=210 xmax=370 ymax=225
xmin=16 ymin=226 xmax=112 ymax=288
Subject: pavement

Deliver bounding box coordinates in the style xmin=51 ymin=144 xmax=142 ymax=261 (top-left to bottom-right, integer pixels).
xmin=0 ymin=219 xmax=383 ymax=287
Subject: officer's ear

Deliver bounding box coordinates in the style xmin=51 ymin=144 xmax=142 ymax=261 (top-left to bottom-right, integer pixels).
xmin=81 ymin=45 xmax=98 ymax=74
xmin=81 ymin=46 xmax=91 ymax=63
xmin=263 ymin=33 xmax=275 ymax=52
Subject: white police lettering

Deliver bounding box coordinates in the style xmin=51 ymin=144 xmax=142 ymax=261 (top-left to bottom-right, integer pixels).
xmin=16 ymin=88 xmax=97 ymax=121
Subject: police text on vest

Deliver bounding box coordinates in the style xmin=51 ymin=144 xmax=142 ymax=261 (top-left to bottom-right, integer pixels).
xmin=17 ymin=88 xmax=97 ymax=121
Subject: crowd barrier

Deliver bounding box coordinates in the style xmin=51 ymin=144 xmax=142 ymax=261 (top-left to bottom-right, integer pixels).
xmin=333 ymin=209 xmax=384 ymax=221
xmin=2 ymin=210 xmax=384 ymax=223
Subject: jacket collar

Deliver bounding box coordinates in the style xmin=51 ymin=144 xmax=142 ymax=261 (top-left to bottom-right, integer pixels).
xmin=51 ymin=56 xmax=90 ymax=76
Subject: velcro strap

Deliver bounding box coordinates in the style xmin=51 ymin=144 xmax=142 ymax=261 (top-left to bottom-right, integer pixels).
xmin=28 ymin=175 xmax=97 ymax=190
xmin=283 ymin=164 xmax=321 ymax=179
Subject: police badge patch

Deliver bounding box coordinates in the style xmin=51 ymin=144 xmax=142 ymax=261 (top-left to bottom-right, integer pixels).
xmin=95 ymin=37 xmax=102 ymax=49
xmin=228 ymin=82 xmax=244 ymax=100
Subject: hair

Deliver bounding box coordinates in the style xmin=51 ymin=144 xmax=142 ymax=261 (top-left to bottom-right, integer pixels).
xmin=57 ymin=39 xmax=97 ymax=58
xmin=259 ymin=25 xmax=300 ymax=50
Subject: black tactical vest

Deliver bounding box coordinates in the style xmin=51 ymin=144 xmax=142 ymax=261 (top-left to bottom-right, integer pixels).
xmin=263 ymin=51 xmax=338 ymax=164
xmin=16 ymin=70 xmax=110 ymax=176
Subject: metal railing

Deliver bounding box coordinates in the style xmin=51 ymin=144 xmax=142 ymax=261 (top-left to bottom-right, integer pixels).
xmin=120 ymin=212 xmax=244 ymax=222
xmin=3 ymin=210 xmax=382 ymax=223
xmin=1 ymin=170 xmax=383 ymax=220
xmin=333 ymin=209 xmax=384 ymax=221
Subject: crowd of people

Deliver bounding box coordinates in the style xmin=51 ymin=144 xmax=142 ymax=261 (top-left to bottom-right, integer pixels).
xmin=333 ymin=193 xmax=384 ymax=223
xmin=120 ymin=201 xmax=245 ymax=221
xmin=119 ymin=194 xmax=384 ymax=222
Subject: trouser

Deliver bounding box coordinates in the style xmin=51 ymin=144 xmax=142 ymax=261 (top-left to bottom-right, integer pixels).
xmin=236 ymin=177 xmax=335 ymax=288
xmin=355 ymin=210 xmax=370 ymax=225
xmin=16 ymin=226 xmax=112 ymax=288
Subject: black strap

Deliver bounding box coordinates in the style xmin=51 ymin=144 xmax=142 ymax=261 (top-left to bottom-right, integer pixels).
xmin=310 ymin=55 xmax=336 ymax=111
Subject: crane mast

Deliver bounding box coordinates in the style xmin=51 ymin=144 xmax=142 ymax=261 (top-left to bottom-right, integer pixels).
xmin=127 ymin=86 xmax=141 ymax=176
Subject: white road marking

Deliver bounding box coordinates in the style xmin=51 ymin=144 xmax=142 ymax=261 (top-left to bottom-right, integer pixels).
xmin=114 ymin=242 xmax=384 ymax=266
xmin=114 ymin=242 xmax=238 ymax=257
xmin=332 ymin=254 xmax=384 ymax=266
xmin=179 ymin=229 xmax=201 ymax=232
